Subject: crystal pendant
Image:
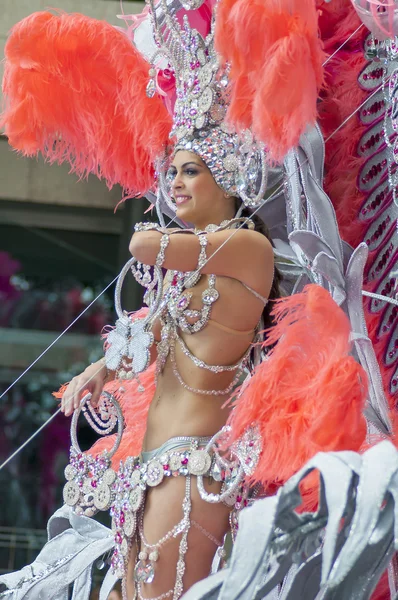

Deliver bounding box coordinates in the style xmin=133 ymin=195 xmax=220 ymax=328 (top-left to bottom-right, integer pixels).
xmin=247 ymin=158 xmax=258 ymax=181
xmin=236 ymin=171 xmax=246 ymax=193
xmin=211 ymin=461 xmax=222 ymax=482
xmin=180 ymin=0 xmax=205 ymax=9
xmin=142 ymin=271 xmax=151 ymax=285
xmin=134 ymin=560 xmax=155 ymax=584
xmin=146 ymin=79 xmax=156 ymax=99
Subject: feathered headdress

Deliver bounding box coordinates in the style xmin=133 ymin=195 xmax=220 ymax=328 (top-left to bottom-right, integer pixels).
xmin=1 ymin=0 xmax=325 ymax=203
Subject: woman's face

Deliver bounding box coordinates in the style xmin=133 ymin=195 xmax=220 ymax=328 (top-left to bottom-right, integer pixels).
xmin=168 ymin=150 xmax=235 ymax=228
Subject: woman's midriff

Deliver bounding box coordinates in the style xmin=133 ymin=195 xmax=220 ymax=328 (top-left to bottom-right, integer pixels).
xmin=142 ymin=355 xmax=236 ymax=452
xmin=143 ymin=287 xmax=256 ymax=452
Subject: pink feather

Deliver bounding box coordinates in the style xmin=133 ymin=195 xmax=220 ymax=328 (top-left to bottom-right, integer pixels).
xmin=215 ymin=0 xmax=325 ymax=162
xmin=228 ymin=284 xmax=368 ymax=488
xmin=1 ymin=11 xmax=172 ymax=196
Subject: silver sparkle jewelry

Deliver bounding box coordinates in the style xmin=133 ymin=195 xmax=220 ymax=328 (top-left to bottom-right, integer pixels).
xmin=104 ymin=257 xmax=164 ymax=379
xmin=63 ymin=391 xmax=123 ymax=517
xmin=143 ymin=0 xmax=270 ymax=208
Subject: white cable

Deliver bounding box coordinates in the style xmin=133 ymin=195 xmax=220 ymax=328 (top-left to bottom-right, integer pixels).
xmin=362 ymin=290 xmax=398 ymax=306
xmin=0 ymin=362 xmax=108 ymax=471
xmin=0 ymin=276 xmax=118 ymax=400
xmin=0 ymin=409 xmax=62 ymax=472
xmin=323 ymin=23 xmax=365 ymax=67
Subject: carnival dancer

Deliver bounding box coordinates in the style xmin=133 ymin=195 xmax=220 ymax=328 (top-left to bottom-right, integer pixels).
xmin=0 ymin=0 xmax=388 ymax=599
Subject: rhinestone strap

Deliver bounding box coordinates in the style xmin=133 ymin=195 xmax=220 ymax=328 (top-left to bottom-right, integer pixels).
xmin=169 ymin=341 xmax=243 ymax=396
xmin=183 ymin=234 xmax=208 ymax=288
xmin=191 ymin=519 xmax=223 ymax=547
xmin=156 ymin=234 xmax=170 ymax=267
xmin=173 ymin=475 xmax=191 ymax=599
xmin=176 ymin=333 xmax=249 ymax=373
xmin=136 ymin=583 xmax=173 ymax=600
xmin=197 ymin=234 xmax=208 ymax=269
xmin=139 ymin=513 xmax=186 ymax=551
xmin=136 ymin=476 xmax=192 ymax=600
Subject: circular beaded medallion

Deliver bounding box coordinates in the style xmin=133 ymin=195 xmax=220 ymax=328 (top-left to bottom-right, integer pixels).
xmin=64 ymin=465 xmax=77 ymax=481
xmin=63 ymin=481 xmax=80 ymax=506
xmin=169 ymin=453 xmax=183 ymax=472
xmin=199 ymin=65 xmax=213 ymax=89
xmin=129 ymin=487 xmax=144 ymax=510
xmin=120 ymin=537 xmax=129 ymax=557
xmin=102 ymin=468 xmax=116 ymax=485
xmin=123 ymin=512 xmax=136 ymax=537
xmin=188 ymin=450 xmax=212 ymax=476
xmin=130 ymin=469 xmax=141 ymax=487
xmin=199 ymin=88 xmax=213 ymax=115
xmin=94 ymin=483 xmax=112 ymax=510
xmin=146 ymin=460 xmax=164 ymax=487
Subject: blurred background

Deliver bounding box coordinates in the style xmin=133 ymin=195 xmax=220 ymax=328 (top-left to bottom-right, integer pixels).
xmin=0 ymin=1 xmax=147 ymax=592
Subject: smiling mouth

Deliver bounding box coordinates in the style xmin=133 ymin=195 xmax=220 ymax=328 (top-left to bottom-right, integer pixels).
xmin=175 ymin=196 xmax=191 ymax=206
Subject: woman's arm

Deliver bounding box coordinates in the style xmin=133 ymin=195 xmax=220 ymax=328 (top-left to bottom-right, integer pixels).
xmin=129 ymin=228 xmax=274 ymax=291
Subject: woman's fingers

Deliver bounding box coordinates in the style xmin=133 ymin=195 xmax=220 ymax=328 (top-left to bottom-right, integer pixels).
xmin=62 ymin=377 xmax=82 ymax=416
xmin=60 ymin=363 xmax=106 ymax=417
xmin=90 ymin=381 xmax=103 ymax=408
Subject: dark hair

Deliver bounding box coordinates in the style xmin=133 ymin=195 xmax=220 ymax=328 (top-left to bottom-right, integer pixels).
xmin=235 ymin=200 xmax=283 ymax=333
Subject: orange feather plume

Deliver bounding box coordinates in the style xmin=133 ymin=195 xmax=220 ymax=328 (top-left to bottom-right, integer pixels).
xmin=53 ymin=308 xmax=155 ymax=466
xmin=227 ymin=284 xmax=368 ymax=487
xmin=215 ymin=0 xmax=325 ymax=162
xmin=88 ymin=365 xmax=156 ymax=468
xmin=1 ymin=11 xmax=172 ymax=196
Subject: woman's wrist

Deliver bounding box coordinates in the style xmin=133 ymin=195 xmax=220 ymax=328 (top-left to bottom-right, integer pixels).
xmin=88 ymin=357 xmax=108 ymax=380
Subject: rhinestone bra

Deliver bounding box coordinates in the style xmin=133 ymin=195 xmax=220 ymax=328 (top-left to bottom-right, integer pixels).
xmin=153 ymin=233 xmax=260 ymax=396
xmin=129 ymin=219 xmax=267 ymax=396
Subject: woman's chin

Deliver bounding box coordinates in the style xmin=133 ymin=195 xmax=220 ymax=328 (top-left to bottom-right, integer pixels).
xmin=175 ymin=203 xmax=194 ymax=221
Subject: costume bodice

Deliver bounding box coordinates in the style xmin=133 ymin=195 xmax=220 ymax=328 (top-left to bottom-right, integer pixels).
xmin=152 ymin=231 xmax=268 ymax=396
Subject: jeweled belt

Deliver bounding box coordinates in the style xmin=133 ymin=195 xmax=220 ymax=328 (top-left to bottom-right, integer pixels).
xmin=62 ymin=392 xmax=262 ymax=578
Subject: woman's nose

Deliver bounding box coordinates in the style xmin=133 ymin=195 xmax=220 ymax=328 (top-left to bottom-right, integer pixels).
xmin=172 ymin=173 xmax=184 ymax=192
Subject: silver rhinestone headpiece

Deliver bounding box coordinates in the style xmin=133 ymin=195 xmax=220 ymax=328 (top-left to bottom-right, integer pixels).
xmin=175 ymin=127 xmax=238 ymax=195
xmin=145 ymin=0 xmax=268 ymax=207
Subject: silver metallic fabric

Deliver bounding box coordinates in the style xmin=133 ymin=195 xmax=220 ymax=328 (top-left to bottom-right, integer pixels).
xmin=0 ymin=505 xmax=116 ymax=600
xmin=182 ymin=441 xmax=398 ymax=600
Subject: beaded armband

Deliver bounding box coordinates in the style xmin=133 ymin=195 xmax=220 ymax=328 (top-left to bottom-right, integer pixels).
xmin=155 ymin=234 xmax=170 ymax=267
xmin=197 ymin=233 xmax=208 ymax=269
xmin=134 ymin=221 xmax=165 ymax=233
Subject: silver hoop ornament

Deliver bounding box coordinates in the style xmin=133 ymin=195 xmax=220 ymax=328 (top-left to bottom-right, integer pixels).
xmin=63 ymin=391 xmax=123 ymax=516
xmin=104 ymin=257 xmax=164 ymax=380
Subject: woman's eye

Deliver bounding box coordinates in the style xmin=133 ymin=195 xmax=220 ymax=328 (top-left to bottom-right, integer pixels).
xmin=185 ymin=169 xmax=197 ymax=176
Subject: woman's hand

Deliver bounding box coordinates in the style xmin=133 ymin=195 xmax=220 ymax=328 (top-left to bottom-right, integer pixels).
xmin=60 ymin=359 xmax=107 ymax=417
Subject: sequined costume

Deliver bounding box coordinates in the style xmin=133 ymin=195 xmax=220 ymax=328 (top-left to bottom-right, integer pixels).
xmin=1 ymin=1 xmax=397 ymax=599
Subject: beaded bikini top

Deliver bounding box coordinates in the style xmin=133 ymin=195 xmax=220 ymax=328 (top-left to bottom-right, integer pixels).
xmin=152 ymin=226 xmax=268 ymax=396
xmin=104 ymin=219 xmax=268 ymax=396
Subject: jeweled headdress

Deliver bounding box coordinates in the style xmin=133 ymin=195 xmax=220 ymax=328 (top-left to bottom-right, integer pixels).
xmin=136 ymin=0 xmax=268 ymax=209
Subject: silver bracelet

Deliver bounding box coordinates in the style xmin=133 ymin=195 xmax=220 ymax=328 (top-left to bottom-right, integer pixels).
xmin=155 ymin=233 xmax=170 ymax=267
xmin=197 ymin=233 xmax=208 ymax=270
xmin=134 ymin=221 xmax=163 ymax=233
